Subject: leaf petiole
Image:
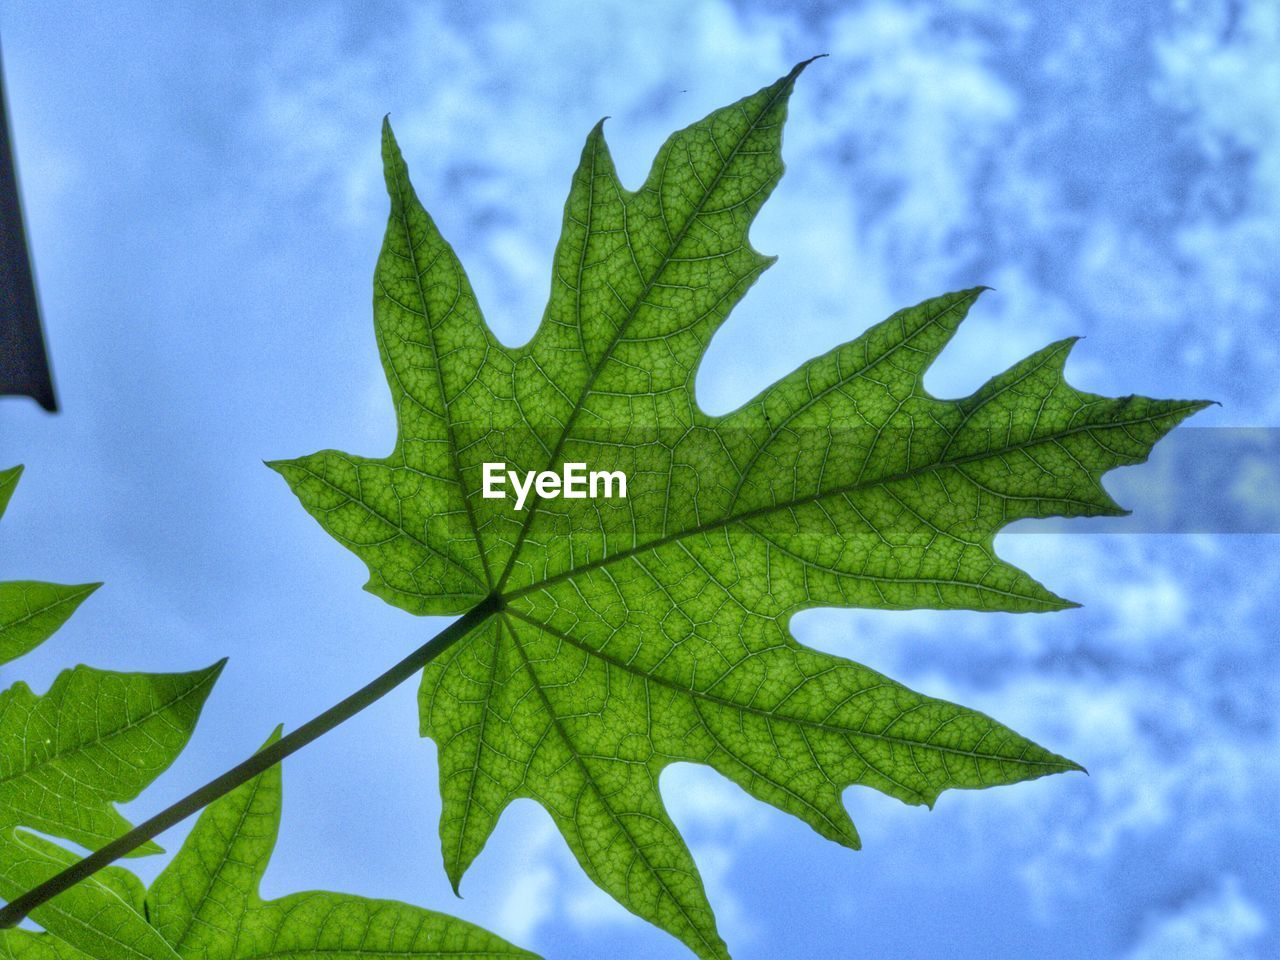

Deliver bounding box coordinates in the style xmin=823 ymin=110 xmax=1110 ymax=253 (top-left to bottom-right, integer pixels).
xmin=0 ymin=595 xmax=499 ymax=929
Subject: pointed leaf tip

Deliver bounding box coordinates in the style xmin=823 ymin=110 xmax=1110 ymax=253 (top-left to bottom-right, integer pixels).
xmin=793 ymin=53 xmax=829 ymax=74
xmin=378 ymin=117 xmax=430 ymax=223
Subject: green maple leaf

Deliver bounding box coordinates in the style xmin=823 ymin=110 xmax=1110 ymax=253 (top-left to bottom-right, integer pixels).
xmin=271 ymin=62 xmax=1209 ymax=959
xmin=0 ymin=465 xmax=222 ymax=856
xmin=0 ymin=731 xmax=539 ymax=960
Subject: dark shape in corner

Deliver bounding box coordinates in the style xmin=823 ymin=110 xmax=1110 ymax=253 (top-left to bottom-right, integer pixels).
xmin=0 ymin=41 xmax=56 ymax=412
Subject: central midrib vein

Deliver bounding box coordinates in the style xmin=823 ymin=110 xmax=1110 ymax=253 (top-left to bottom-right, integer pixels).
xmin=503 ymin=617 xmax=722 ymax=956
xmin=0 ymin=671 xmax=217 ymax=794
xmin=506 ymin=608 xmax=1068 ymax=771
xmin=497 ymin=402 xmax=1204 ymax=603
xmin=166 ymin=765 xmax=266 ymax=952
xmin=491 ymin=70 xmax=800 ymax=596
xmin=388 ymin=145 xmax=496 ymax=591
xmin=0 ymin=585 xmax=95 ymax=636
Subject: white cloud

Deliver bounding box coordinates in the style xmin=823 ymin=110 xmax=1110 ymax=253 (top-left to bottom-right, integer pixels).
xmin=495 ymin=817 xmax=559 ymax=942
xmin=1125 ymin=877 xmax=1267 ymax=960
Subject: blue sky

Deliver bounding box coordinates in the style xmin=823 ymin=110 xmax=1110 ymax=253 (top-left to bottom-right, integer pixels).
xmin=1 ymin=1 xmax=1276 ymax=957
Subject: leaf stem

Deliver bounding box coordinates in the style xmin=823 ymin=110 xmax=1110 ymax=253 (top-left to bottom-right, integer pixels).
xmin=0 ymin=596 xmax=498 ymax=928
